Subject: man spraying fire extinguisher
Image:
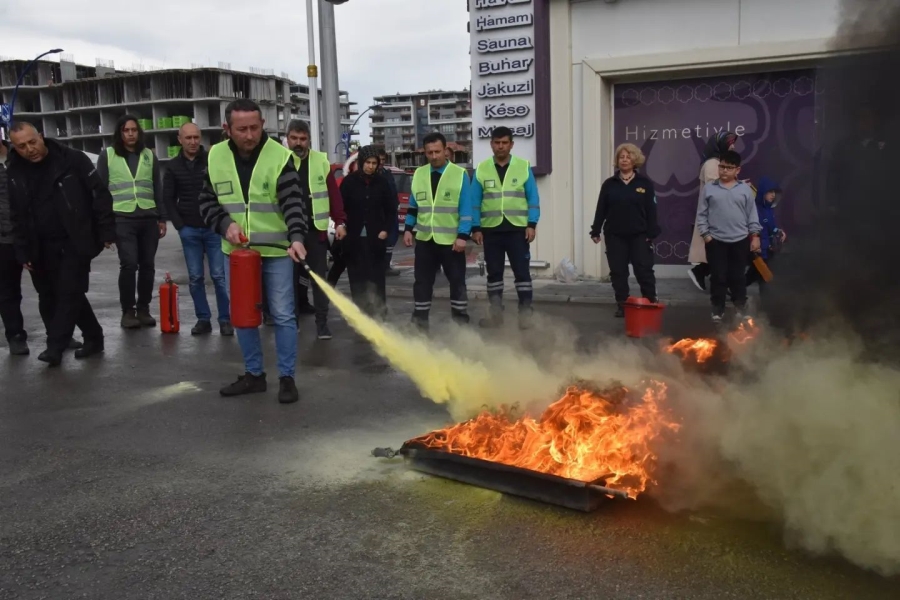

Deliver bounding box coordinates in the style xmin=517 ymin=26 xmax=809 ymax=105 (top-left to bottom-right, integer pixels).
xmin=198 ymin=99 xmax=309 ymax=405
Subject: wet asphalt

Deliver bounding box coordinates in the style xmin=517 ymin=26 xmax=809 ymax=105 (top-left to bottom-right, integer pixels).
xmin=1 ymin=234 xmax=897 ymax=600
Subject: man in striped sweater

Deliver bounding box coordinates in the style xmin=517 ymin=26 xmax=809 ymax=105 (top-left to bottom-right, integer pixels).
xmin=198 ymin=99 xmax=309 ymax=405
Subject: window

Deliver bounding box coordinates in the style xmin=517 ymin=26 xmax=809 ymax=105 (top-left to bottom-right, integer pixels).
xmin=440 ymin=124 xmax=455 ymax=134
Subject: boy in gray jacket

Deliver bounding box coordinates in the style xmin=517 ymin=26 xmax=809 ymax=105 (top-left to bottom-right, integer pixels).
xmin=696 ymin=150 xmax=761 ymax=325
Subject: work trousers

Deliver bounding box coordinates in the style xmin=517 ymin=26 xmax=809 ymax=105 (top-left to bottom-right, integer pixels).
xmin=30 ymin=239 xmax=103 ymax=353
xmin=116 ymin=218 xmax=159 ymax=312
xmin=294 ymin=236 xmax=329 ymax=323
xmin=706 ymin=237 xmax=751 ymax=314
xmin=178 ymin=226 xmax=230 ymax=323
xmin=0 ymin=243 xmax=27 ymax=341
xmin=225 ymin=255 xmax=297 ymax=378
xmin=483 ymin=229 xmax=533 ymax=316
xmin=347 ymin=238 xmax=388 ymax=318
xmin=605 ymin=233 xmax=657 ymax=304
xmin=412 ymin=239 xmax=469 ymax=323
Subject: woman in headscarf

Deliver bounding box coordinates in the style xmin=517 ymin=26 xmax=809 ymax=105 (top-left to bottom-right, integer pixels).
xmin=338 ymin=146 xmax=399 ymax=317
xmin=688 ymin=131 xmax=737 ymax=291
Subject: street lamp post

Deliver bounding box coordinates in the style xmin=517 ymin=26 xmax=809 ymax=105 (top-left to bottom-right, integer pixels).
xmin=319 ymin=0 xmax=342 ymax=163
xmin=8 ymin=48 xmax=64 ymax=125
xmin=305 ymin=0 xmax=321 ymax=152
xmin=334 ymin=104 xmax=383 ymax=158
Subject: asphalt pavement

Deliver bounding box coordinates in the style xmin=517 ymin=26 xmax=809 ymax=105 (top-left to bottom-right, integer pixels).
xmin=1 ymin=234 xmax=897 ymax=599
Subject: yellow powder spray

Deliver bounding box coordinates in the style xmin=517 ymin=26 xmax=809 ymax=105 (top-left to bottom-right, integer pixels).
xmin=308 ymin=271 xmax=498 ymax=418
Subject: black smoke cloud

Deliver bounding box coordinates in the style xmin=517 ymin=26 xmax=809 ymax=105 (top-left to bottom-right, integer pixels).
xmin=767 ymin=0 xmax=900 ymax=357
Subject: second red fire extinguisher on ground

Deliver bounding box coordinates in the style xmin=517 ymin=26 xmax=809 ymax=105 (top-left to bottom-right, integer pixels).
xmin=159 ymin=272 xmax=180 ymax=334
xmin=229 ymin=234 xmax=263 ymax=328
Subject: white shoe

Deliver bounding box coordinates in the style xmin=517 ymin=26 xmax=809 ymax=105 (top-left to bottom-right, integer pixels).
xmin=688 ymin=268 xmax=705 ymax=292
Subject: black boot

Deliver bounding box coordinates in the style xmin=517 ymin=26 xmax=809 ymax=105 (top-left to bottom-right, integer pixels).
xmin=220 ymin=372 xmax=268 ymax=397
xmin=8 ymin=333 xmax=29 ymax=356
xmin=74 ymin=338 xmax=104 ymax=359
xmin=136 ymin=308 xmax=157 ymax=328
xmin=191 ymin=320 xmax=212 ymax=335
xmin=37 ymin=348 xmax=63 ymax=367
xmin=614 ymin=304 xmax=625 ymax=318
xmin=278 ymin=376 xmax=299 ymax=404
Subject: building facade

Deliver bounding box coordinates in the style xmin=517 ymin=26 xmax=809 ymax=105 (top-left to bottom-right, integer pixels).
xmin=370 ymin=90 xmax=472 ymax=168
xmin=469 ymin=0 xmax=866 ymax=280
xmin=1 ymin=57 xmax=357 ymax=165
xmin=288 ymin=83 xmax=359 ymax=149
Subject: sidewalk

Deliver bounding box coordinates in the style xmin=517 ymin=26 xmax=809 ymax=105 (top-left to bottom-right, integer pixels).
xmin=383 ymin=265 xmax=709 ymax=307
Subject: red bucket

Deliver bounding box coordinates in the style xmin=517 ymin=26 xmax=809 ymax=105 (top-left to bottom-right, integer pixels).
xmin=624 ymin=296 xmax=665 ymax=338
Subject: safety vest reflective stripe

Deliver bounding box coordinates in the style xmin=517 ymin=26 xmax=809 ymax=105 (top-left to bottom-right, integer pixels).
xmin=475 ymin=155 xmax=530 ymax=228
xmin=301 ymin=150 xmax=331 ymax=232
xmin=107 ymin=147 xmax=156 ymax=213
xmin=417 ymin=206 xmax=458 ymax=214
xmin=208 ymin=138 xmax=294 ymax=257
xmin=410 ymin=162 xmax=465 ymax=246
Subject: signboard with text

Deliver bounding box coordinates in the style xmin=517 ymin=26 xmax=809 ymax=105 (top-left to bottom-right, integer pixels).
xmin=613 ymin=70 xmax=818 ymax=264
xmin=469 ymin=0 xmax=551 ymax=174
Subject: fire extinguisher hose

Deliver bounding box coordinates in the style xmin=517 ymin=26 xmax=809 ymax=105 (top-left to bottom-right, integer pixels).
xmin=237 ymin=240 xmax=311 ymax=273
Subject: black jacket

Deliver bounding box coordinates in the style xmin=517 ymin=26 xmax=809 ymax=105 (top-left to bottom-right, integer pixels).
xmin=590 ymin=172 xmax=660 ymax=238
xmin=7 ymin=139 xmax=116 ymax=264
xmin=163 ymin=147 xmax=208 ymax=229
xmin=339 ymin=170 xmax=398 ymax=253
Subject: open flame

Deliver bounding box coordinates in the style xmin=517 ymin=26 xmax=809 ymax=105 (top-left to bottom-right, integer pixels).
xmin=665 ymin=338 xmax=718 ymax=363
xmin=408 ymin=382 xmax=680 ymax=499
xmin=665 ymin=318 xmax=761 ymax=364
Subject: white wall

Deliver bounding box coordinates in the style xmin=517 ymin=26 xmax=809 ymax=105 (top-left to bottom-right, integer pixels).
xmin=542 ymin=0 xmax=846 ymax=280
xmin=570 ymin=0 xmax=842 ymax=63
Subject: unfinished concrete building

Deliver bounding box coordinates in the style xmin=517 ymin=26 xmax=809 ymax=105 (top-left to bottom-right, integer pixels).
xmin=0 ymin=57 xmax=355 ymax=165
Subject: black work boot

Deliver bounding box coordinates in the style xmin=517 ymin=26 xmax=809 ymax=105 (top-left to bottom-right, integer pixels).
xmin=74 ymin=338 xmax=104 ymax=359
xmin=37 ymin=348 xmax=63 ymax=367
xmin=278 ymin=376 xmax=299 ymax=404
xmin=219 ymin=321 xmax=234 ymax=336
xmin=121 ymin=309 xmax=141 ymax=329
xmin=8 ymin=333 xmax=29 ymax=356
xmin=136 ymin=308 xmax=156 ymax=328
xmin=518 ymin=308 xmax=534 ymax=330
xmin=191 ymin=320 xmax=212 ymax=335
xmin=614 ymin=304 xmax=625 ymax=318
xmin=316 ymin=321 xmax=333 ymax=340
xmin=479 ymin=314 xmax=503 ymax=329
xmin=220 ymin=372 xmax=268 ymax=397
xmin=411 ymin=315 xmax=430 ymax=333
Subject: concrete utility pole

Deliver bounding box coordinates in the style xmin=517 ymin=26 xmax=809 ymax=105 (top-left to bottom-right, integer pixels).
xmin=318 ymin=0 xmax=342 ymax=163
xmin=305 ymin=0 xmax=321 ymax=152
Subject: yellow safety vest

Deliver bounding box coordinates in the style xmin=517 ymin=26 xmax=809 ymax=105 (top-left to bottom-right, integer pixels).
xmin=475 ymin=155 xmax=530 ymax=228
xmin=106 ymin=147 xmax=156 ymax=213
xmin=293 ymin=150 xmax=331 ymax=231
xmin=410 ymin=162 xmax=465 ymax=246
xmin=208 ymin=138 xmax=294 ymax=257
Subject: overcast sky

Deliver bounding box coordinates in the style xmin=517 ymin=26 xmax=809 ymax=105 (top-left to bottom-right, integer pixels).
xmin=2 ymin=0 xmax=471 ymax=143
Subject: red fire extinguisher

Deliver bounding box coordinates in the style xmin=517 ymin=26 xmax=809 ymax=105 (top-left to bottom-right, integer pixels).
xmin=159 ymin=272 xmax=180 ymax=333
xmin=229 ymin=235 xmax=263 ymax=328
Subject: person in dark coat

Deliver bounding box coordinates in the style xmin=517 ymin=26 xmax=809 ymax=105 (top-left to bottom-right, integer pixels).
xmin=590 ymin=143 xmax=660 ymax=317
xmin=338 ymin=146 xmax=398 ymax=317
xmin=746 ymin=177 xmax=786 ymax=296
xmin=6 ymin=122 xmax=116 ymax=366
xmin=163 ymin=123 xmax=233 ymax=336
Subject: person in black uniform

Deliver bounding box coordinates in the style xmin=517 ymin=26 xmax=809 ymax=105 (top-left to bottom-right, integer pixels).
xmin=6 ymin=122 xmax=116 ymax=366
xmin=590 ymin=143 xmax=660 ymax=317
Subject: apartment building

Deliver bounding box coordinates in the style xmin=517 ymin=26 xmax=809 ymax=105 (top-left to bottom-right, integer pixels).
xmin=0 ymin=57 xmax=356 ymax=165
xmin=288 ymin=83 xmax=359 ymax=151
xmin=370 ymin=89 xmax=472 ymax=168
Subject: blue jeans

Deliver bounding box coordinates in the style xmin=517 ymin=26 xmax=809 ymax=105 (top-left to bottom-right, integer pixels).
xmin=224 ymin=255 xmax=297 ymax=378
xmin=179 ymin=226 xmax=230 ymax=322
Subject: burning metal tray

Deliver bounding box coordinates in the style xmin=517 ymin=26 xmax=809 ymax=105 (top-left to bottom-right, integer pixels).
xmin=375 ymin=442 xmax=628 ymax=512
